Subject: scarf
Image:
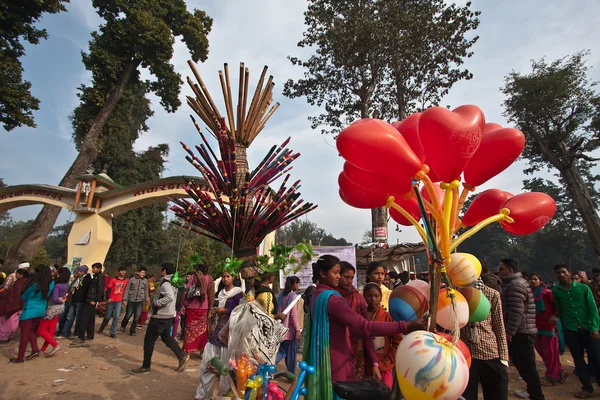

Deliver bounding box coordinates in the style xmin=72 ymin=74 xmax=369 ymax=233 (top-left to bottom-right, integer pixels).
xmin=533 ymin=286 xmax=546 ymax=314
xmin=337 ymin=286 xmax=362 ymax=314
xmin=303 ymin=290 xmax=342 ymax=400
xmin=255 ymin=285 xmax=278 ymax=315
xmin=217 ymin=286 xmax=243 ymax=308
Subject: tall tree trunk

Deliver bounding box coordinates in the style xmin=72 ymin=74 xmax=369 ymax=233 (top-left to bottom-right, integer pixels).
xmin=395 ymin=71 xmax=407 ymax=120
xmin=562 ymin=164 xmax=600 ymax=258
xmin=4 ymin=61 xmax=139 ymax=270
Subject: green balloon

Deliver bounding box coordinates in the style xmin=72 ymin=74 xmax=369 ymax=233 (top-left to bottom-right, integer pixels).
xmin=468 ymin=288 xmax=491 ymax=322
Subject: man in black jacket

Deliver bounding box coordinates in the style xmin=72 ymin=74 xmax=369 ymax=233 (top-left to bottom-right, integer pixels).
xmin=71 ymin=262 xmax=105 ymax=348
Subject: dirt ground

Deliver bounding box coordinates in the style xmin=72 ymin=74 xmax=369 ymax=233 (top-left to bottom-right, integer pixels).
xmin=0 ymin=317 xmax=595 ymax=399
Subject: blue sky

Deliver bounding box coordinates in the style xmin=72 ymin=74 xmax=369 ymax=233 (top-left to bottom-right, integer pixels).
xmin=1 ymin=0 xmax=599 ymax=244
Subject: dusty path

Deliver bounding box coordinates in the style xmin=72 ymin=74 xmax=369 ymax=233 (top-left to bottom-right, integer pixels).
xmin=0 ymin=317 xmax=595 ymax=399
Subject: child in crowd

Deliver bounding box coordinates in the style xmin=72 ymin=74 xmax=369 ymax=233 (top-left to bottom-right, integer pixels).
xmin=363 ymin=282 xmax=402 ymax=389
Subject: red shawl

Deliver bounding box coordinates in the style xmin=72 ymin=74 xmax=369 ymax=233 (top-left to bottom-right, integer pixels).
xmin=0 ymin=278 xmax=28 ymax=317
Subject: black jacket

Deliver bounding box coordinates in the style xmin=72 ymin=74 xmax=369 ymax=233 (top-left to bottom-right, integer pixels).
xmin=70 ymin=275 xmax=90 ymax=303
xmin=84 ymin=273 xmax=105 ymax=304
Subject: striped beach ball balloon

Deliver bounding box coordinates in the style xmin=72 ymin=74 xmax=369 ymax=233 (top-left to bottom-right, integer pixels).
xmin=458 ymin=286 xmax=491 ymax=322
xmin=389 ymin=284 xmax=429 ymax=322
xmin=396 ymin=330 xmax=469 ymax=400
xmin=447 ymin=253 xmax=482 ymax=288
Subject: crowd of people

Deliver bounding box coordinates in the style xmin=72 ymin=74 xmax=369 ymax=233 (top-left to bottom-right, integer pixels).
xmin=1 ymin=255 xmax=600 ymax=400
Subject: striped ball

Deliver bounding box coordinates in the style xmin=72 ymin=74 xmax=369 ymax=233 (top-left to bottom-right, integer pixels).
xmin=447 ymin=253 xmax=482 ymax=288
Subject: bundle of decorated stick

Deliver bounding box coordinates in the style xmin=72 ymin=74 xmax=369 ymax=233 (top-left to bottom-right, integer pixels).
xmin=170 ymin=118 xmax=316 ymax=252
xmin=186 ymin=61 xmax=279 ymax=146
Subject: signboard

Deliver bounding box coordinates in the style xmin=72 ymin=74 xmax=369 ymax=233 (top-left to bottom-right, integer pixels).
xmin=279 ymin=245 xmax=357 ymax=290
xmin=374 ymin=226 xmax=387 ymax=240
xmin=70 ymin=257 xmax=83 ymax=273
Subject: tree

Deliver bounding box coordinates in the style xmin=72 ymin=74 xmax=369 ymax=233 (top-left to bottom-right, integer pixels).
xmin=377 ymin=0 xmax=480 ymax=120
xmin=361 ymin=229 xmax=373 ymax=244
xmin=502 ymin=52 xmax=600 ymax=258
xmin=0 ymin=1 xmax=69 ymax=131
xmin=5 ymin=1 xmax=213 ymax=269
xmin=284 ymin=0 xmax=480 ymax=243
xmin=275 ymin=219 xmax=351 ymax=246
xmin=0 ymin=178 xmax=8 ymax=226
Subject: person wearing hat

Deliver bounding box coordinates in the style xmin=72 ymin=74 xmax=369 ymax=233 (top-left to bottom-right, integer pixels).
xmin=2 ymin=262 xmax=29 ymax=290
xmin=56 ymin=265 xmax=88 ymax=339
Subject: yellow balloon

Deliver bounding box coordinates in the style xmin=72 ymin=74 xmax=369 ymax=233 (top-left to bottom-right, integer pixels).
xmin=447 ymin=252 xmax=482 ymax=288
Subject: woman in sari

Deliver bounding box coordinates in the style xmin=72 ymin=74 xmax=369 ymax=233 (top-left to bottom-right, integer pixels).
xmin=195 ymin=271 xmax=243 ymax=399
xmin=304 ymin=255 xmax=426 ymax=399
xmin=0 ymin=268 xmax=28 ymax=343
xmin=182 ymin=263 xmax=214 ymax=355
xmin=336 ymin=261 xmax=378 ymax=381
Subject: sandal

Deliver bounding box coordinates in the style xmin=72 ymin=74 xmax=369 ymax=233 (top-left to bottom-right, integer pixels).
xmin=8 ymin=358 xmax=24 ymax=363
xmin=25 ymin=351 xmax=40 ymax=360
xmin=540 ymin=379 xmax=555 ymax=386
xmin=559 ymin=371 xmax=568 ymax=384
xmin=574 ymin=391 xmax=594 ymax=399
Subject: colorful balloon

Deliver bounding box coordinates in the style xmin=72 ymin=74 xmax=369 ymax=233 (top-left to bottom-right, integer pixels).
xmin=343 ymin=161 xmax=412 ymax=196
xmin=338 ymin=172 xmax=387 ymax=209
xmin=389 ymin=196 xmax=422 ymax=226
xmin=437 ymin=289 xmax=469 ymax=330
xmin=393 ymin=113 xmax=425 ymax=162
xmin=458 ymin=287 xmax=491 ymax=323
xmin=396 ymin=331 xmax=469 ymax=400
xmin=389 ymin=285 xmax=429 ymax=322
xmin=464 ymin=123 xmax=525 ymax=187
xmin=337 ymin=118 xmax=422 ymax=176
xmin=437 ymin=332 xmax=472 ymax=368
xmin=447 ymin=253 xmax=482 ymax=288
xmin=418 ymin=105 xmax=485 ymax=182
xmin=500 ymin=192 xmax=557 ymax=235
xmin=462 ymin=189 xmax=513 ymax=227
xmin=406 ymin=279 xmax=431 ymax=302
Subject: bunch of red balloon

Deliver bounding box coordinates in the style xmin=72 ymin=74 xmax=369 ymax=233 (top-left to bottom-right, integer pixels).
xmin=337 ymin=104 xmax=556 ymax=248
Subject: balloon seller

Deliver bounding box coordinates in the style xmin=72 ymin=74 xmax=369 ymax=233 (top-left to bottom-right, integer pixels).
xmin=303 ymin=255 xmax=427 ymax=399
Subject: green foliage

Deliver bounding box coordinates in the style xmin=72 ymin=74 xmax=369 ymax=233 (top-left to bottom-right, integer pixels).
xmin=257 ymin=242 xmax=316 ymax=275
xmin=283 ymin=0 xmax=480 ymax=133
xmin=82 ymin=0 xmax=212 ymax=115
xmin=502 ymin=51 xmax=600 ymax=257
xmin=275 ymin=219 xmax=350 ymax=246
xmin=214 ymin=257 xmax=243 ymax=278
xmin=0 ymin=0 xmax=69 ymax=131
xmin=30 ymin=247 xmax=52 ymax=267
xmin=502 ymin=51 xmax=600 ymax=175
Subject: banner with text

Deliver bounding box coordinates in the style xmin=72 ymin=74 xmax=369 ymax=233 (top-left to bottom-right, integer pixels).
xmin=279 ymin=245 xmax=357 ymax=290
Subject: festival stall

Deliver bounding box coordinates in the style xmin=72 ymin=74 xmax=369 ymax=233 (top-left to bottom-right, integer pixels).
xmin=336 ymin=106 xmax=556 ymax=399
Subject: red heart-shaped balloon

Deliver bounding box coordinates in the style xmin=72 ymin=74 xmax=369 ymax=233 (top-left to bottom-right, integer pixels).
xmin=393 ymin=113 xmax=425 ymax=162
xmin=343 ymin=162 xmax=412 ymax=197
xmin=418 ymin=105 xmax=485 ymax=182
xmin=338 ymin=172 xmax=387 ymax=209
xmin=462 ymin=189 xmax=513 ymax=227
xmin=337 ymin=118 xmax=422 ymax=176
xmin=389 ymin=195 xmax=422 ymax=226
xmin=463 ymin=123 xmax=525 ymax=187
xmin=500 ymin=192 xmax=556 ymax=235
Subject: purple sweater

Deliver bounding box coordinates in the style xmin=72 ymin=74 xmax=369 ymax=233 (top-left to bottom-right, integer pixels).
xmin=51 ymin=283 xmax=69 ymax=305
xmin=311 ymin=284 xmax=408 ymax=384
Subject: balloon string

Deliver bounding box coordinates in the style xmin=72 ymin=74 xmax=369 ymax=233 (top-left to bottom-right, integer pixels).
xmin=450 ymin=208 xmax=514 ymax=252
xmin=385 ymin=197 xmax=428 ymax=245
